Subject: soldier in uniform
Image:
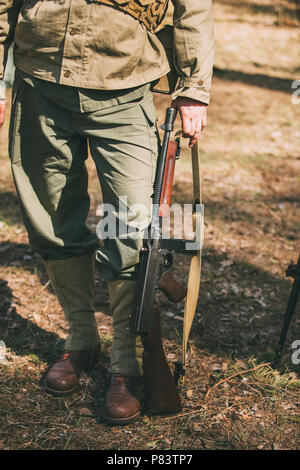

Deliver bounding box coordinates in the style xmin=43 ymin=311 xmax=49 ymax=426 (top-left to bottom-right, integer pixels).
xmin=0 ymin=0 xmax=214 ymax=424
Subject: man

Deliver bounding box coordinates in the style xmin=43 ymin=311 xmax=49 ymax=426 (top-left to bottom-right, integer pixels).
xmin=0 ymin=0 xmax=214 ymax=424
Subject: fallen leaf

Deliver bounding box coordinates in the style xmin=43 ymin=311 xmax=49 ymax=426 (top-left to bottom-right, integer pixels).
xmin=79 ymin=408 xmax=92 ymax=416
xmin=146 ymin=441 xmax=159 ymax=448
xmin=222 ymin=362 xmax=229 ymax=372
xmin=33 ymin=313 xmax=41 ymax=323
xmin=235 ymin=359 xmax=247 ymax=370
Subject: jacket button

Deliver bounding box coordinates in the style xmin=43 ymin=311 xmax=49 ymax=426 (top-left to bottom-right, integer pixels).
xmin=64 ymin=71 xmax=71 ymax=78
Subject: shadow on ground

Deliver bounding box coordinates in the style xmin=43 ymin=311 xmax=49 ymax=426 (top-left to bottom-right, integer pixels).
xmin=0 ymin=191 xmax=21 ymax=226
xmin=214 ymin=0 xmax=300 ymax=24
xmin=0 ymin=274 xmax=61 ymax=363
xmin=0 ymin=238 xmax=298 ymax=373
xmin=213 ymin=67 xmax=295 ymax=93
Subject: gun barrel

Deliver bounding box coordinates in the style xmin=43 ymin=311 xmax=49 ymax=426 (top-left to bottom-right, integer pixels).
xmin=152 ymin=107 xmax=177 ymax=222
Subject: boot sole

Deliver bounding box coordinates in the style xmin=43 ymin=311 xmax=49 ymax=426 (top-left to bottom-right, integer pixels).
xmin=104 ymin=409 xmax=141 ymax=426
xmin=44 ymin=370 xmax=88 ymax=396
xmin=148 ymin=408 xmax=181 ymax=415
xmin=44 ymin=382 xmax=80 ymax=397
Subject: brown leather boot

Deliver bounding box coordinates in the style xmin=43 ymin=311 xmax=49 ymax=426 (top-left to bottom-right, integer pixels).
xmin=104 ymin=374 xmax=142 ymax=425
xmin=44 ymin=343 xmax=101 ymax=396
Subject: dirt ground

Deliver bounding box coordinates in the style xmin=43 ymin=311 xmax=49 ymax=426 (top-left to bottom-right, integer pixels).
xmin=0 ymin=0 xmax=299 ymax=450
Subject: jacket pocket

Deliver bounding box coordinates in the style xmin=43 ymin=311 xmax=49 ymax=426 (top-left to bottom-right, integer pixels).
xmin=139 ymin=100 xmax=159 ymax=184
xmin=9 ymin=76 xmax=23 ymax=163
xmin=139 ymin=98 xmax=158 ymax=127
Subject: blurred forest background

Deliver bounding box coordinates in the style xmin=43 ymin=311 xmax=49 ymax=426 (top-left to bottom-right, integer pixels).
xmin=0 ymin=0 xmax=299 ymax=450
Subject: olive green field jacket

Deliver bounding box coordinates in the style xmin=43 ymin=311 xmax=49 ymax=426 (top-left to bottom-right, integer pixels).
xmin=0 ymin=0 xmax=215 ymax=103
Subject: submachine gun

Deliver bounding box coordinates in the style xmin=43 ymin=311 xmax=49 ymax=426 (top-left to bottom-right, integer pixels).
xmin=131 ymin=107 xmax=204 ymax=413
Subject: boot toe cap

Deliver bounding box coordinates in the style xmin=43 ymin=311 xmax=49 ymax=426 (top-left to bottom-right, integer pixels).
xmin=45 ymin=371 xmax=79 ymax=395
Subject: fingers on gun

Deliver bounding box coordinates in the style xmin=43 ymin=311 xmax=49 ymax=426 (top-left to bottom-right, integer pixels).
xmin=181 ymin=107 xmax=206 ymax=147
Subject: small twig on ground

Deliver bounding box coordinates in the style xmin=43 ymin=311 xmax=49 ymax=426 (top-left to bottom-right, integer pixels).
xmin=154 ymin=405 xmax=207 ymax=421
xmin=204 ymin=363 xmax=272 ymax=399
xmin=153 ymin=403 xmax=237 ymax=422
xmin=38 ymin=280 xmax=51 ymax=292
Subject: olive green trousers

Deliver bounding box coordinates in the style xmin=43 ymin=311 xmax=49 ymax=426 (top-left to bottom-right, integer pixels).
xmin=9 ymin=70 xmax=158 ymax=375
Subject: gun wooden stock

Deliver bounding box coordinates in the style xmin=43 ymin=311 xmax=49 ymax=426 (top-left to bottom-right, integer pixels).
xmin=160 ymin=271 xmax=187 ymax=303
xmin=159 ymin=140 xmax=178 ymax=218
xmin=143 ymin=307 xmax=182 ymax=414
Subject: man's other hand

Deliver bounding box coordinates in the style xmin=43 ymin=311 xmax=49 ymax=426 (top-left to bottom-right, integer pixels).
xmin=171 ymin=97 xmax=207 ymax=148
xmin=0 ymin=101 xmax=5 ymax=129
